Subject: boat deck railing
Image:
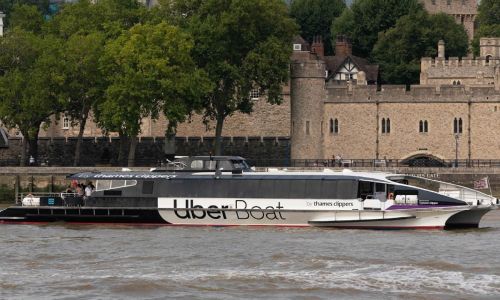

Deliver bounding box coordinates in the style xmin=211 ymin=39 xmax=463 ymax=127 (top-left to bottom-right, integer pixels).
xmin=16 ymin=192 xmax=86 ymax=207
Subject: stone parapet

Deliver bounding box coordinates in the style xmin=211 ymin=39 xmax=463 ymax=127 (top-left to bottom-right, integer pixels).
xmin=325 ymin=85 xmax=500 ymax=103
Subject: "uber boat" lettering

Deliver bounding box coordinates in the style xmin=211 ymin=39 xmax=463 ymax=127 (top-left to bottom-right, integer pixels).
xmin=173 ymin=199 xmax=286 ymax=220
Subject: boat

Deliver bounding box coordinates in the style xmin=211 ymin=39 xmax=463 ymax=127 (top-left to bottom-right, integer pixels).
xmin=0 ymin=156 xmax=497 ymax=229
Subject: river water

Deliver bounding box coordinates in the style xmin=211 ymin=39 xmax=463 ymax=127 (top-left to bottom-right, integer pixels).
xmin=2 ymin=211 xmax=500 ymax=299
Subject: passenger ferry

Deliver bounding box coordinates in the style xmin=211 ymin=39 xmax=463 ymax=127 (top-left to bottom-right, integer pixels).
xmin=0 ymin=156 xmax=497 ymax=229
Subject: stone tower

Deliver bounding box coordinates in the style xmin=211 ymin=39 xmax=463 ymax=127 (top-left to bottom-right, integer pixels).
xmin=290 ymin=52 xmax=326 ymax=160
xmin=420 ymin=0 xmax=477 ymax=42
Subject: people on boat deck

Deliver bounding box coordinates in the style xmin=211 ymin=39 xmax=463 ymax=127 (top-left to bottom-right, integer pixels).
xmin=76 ymin=184 xmax=84 ymax=197
xmin=84 ymin=182 xmax=94 ymax=198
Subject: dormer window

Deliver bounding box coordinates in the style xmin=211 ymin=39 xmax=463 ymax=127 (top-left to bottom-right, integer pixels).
xmin=293 ymin=44 xmax=302 ymax=51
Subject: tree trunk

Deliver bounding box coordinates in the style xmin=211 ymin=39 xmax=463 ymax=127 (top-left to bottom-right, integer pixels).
xmin=164 ymin=121 xmax=177 ymax=161
xmin=127 ymin=135 xmax=137 ymax=167
xmin=20 ymin=134 xmax=27 ymax=167
xmin=27 ymin=127 xmax=40 ymax=166
xmin=117 ymin=132 xmax=128 ymax=166
xmin=73 ymin=113 xmax=88 ymax=167
xmin=214 ymin=114 xmax=225 ymax=156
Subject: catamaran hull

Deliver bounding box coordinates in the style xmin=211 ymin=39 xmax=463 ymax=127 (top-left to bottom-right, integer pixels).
xmin=1 ymin=205 xmax=492 ymax=229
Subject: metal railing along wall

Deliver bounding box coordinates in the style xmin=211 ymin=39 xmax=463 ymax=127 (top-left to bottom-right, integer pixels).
xmin=2 ymin=158 xmax=500 ymax=168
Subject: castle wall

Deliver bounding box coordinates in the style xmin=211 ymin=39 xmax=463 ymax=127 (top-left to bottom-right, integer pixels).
xmin=321 ymin=86 xmax=500 ymax=160
xmin=420 ymin=0 xmax=476 ymax=41
xmin=420 ymin=57 xmax=500 ymax=87
xmin=377 ymin=102 xmax=469 ymax=160
xmin=481 ymin=38 xmax=500 ymax=58
xmin=323 ymin=103 xmax=376 ymax=159
xmin=39 ymin=94 xmax=291 ymax=139
xmin=470 ymin=102 xmax=500 ymax=159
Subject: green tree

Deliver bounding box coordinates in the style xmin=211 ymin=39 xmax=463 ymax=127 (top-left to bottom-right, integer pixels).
xmin=331 ymin=0 xmax=423 ymax=57
xmin=372 ymin=12 xmax=468 ymax=85
xmin=477 ymin=0 xmax=500 ymax=26
xmin=46 ymin=0 xmax=146 ymax=39
xmin=98 ymin=22 xmax=210 ymax=166
xmin=172 ymin=0 xmax=297 ymax=155
xmin=0 ymin=1 xmax=50 ymax=27
xmin=472 ymin=0 xmax=500 ymax=56
xmin=0 ymin=29 xmax=64 ymax=166
xmin=8 ymin=4 xmax=44 ymax=33
xmin=45 ymin=0 xmax=148 ymax=165
xmin=60 ymin=33 xmax=106 ymax=166
xmin=289 ymin=0 xmax=345 ymax=55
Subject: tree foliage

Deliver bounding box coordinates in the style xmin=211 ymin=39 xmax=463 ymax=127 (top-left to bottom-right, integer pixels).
xmin=8 ymin=4 xmax=44 ymax=33
xmin=289 ymin=0 xmax=345 ymax=55
xmin=472 ymin=0 xmax=500 ymax=56
xmin=331 ymin=0 xmax=423 ymax=57
xmin=477 ymin=0 xmax=500 ymax=26
xmin=170 ymin=0 xmax=297 ymax=155
xmin=0 ymin=0 xmax=50 ymax=27
xmin=0 ymin=29 xmax=64 ymax=165
xmin=98 ymin=22 xmax=211 ymax=166
xmin=372 ymin=12 xmax=468 ymax=85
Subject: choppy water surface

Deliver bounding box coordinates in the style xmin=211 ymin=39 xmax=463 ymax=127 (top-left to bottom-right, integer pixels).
xmin=2 ymin=211 xmax=500 ymax=299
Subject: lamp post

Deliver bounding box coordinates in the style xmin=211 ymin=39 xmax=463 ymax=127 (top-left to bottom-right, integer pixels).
xmin=454 ymin=133 xmax=459 ymax=167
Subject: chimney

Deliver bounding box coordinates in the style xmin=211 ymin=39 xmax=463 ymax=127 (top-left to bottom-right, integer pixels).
xmin=311 ymin=36 xmax=324 ymax=58
xmin=335 ymin=35 xmax=352 ymax=56
xmin=438 ymin=40 xmax=445 ymax=58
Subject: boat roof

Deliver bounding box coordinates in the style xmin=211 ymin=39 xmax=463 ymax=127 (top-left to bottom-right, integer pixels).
xmin=67 ymin=169 xmax=397 ymax=183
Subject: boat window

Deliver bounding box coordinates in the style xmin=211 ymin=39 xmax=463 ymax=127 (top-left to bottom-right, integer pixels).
xmin=288 ymin=180 xmax=307 ymax=198
xmin=394 ymin=190 xmax=419 ymax=204
xmin=192 ymin=179 xmax=215 ymax=197
xmin=191 ymin=160 xmax=203 ymax=169
xmin=111 ymin=180 xmax=126 ymax=189
xmin=96 ymin=180 xmax=111 ymax=191
xmin=259 ymin=179 xmax=276 ymax=198
xmin=231 ymin=160 xmax=250 ymax=170
xmin=305 ymin=180 xmax=323 ymax=198
xmin=358 ymin=181 xmax=374 ymax=200
xmin=142 ymin=181 xmax=154 ymax=194
xmin=204 ymin=160 xmax=217 ymax=170
xmin=321 ymin=179 xmax=358 ymax=199
xmin=218 ymin=160 xmax=233 ymax=170
xmin=274 ymin=180 xmax=291 ymax=198
xmin=375 ymin=183 xmax=385 ymax=192
xmin=95 ymin=179 xmax=137 ymax=191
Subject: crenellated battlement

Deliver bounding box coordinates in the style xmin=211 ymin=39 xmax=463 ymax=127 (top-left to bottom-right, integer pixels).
xmin=420 ymin=0 xmax=477 ymax=15
xmin=421 ymin=57 xmax=500 ymax=69
xmin=325 ymin=84 xmax=500 ymax=103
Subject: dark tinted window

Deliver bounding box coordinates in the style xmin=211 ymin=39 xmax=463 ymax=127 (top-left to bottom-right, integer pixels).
xmin=142 ymin=181 xmax=154 ymax=194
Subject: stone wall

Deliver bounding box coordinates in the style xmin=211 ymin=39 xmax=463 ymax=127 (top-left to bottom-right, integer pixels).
xmin=481 ymin=38 xmax=500 ymax=58
xmin=318 ymin=85 xmax=500 ymax=160
xmin=420 ymin=0 xmax=476 ymax=41
xmin=420 ymin=57 xmax=500 ymax=87
xmin=39 ymin=93 xmax=291 ymax=139
xmin=0 ymin=136 xmax=290 ymax=166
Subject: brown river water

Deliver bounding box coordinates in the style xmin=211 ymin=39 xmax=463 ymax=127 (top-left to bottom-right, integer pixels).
xmin=1 ymin=209 xmax=500 ymax=299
